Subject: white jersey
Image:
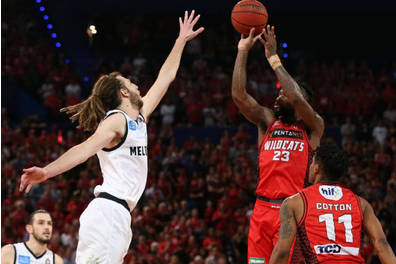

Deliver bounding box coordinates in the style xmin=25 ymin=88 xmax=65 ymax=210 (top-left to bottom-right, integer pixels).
xmin=94 ymin=109 xmax=148 ymax=211
xmin=13 ymin=242 xmax=55 ymax=264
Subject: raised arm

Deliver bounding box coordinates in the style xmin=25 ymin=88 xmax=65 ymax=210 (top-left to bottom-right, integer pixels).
xmin=19 ymin=113 xmax=125 ymax=193
xmin=269 ymin=196 xmax=299 ymax=264
xmin=259 ymin=25 xmax=324 ymax=149
xmin=361 ymin=197 xmax=396 ymax=264
xmin=232 ymin=28 xmax=274 ymax=128
xmin=141 ymin=10 xmax=204 ymax=119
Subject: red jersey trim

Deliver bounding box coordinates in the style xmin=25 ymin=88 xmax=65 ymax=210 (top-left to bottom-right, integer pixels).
xmin=354 ymin=195 xmax=364 ymax=222
xmin=298 ymin=191 xmax=308 ymax=227
xmin=258 ymin=118 xmax=276 ymax=150
xmin=300 ymin=121 xmax=314 ymax=151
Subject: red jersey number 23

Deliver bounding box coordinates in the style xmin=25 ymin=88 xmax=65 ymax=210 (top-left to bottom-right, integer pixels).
xmin=272 ymin=150 xmax=290 ymax=162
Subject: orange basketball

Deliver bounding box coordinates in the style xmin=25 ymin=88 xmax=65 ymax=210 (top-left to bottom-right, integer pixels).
xmin=231 ymin=0 xmax=268 ymax=35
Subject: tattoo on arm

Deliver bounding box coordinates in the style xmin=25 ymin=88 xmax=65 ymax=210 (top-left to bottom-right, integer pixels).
xmin=274 ymin=66 xmax=299 ymax=96
xmin=379 ymin=238 xmax=389 ymax=247
xmin=279 ymin=202 xmax=294 ymax=239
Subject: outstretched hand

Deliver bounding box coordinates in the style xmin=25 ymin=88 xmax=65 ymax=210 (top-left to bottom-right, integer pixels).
xmin=178 ymin=10 xmax=204 ymax=42
xmin=258 ymin=25 xmax=277 ymax=58
xmin=19 ymin=166 xmax=49 ymax=193
xmin=237 ymin=28 xmax=262 ymax=52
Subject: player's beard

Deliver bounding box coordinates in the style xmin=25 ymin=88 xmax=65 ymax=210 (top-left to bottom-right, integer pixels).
xmin=32 ymin=231 xmax=51 ymax=244
xmin=129 ymin=92 xmax=143 ymax=111
xmin=274 ymin=103 xmax=296 ymax=125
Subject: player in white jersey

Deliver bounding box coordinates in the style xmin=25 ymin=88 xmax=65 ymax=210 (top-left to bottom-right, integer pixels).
xmin=1 ymin=210 xmax=63 ymax=264
xmin=19 ymin=10 xmax=204 ymax=264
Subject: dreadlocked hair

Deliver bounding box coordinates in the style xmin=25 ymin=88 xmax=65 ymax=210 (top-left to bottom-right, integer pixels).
xmin=60 ymin=72 xmax=124 ymax=131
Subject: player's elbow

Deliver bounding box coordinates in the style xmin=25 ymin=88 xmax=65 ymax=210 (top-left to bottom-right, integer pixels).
xmin=231 ymin=90 xmax=246 ymax=102
xmin=373 ymin=237 xmax=391 ymax=253
xmin=314 ymin=117 xmax=325 ymax=136
xmin=270 ymin=249 xmax=290 ymax=264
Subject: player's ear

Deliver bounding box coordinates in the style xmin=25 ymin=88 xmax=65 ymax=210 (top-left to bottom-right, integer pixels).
xmin=120 ymin=87 xmax=129 ymax=97
xmin=313 ymin=163 xmax=321 ymax=183
xmin=25 ymin=224 xmax=33 ymax=234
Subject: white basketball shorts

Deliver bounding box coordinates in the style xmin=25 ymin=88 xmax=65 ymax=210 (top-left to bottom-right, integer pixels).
xmin=75 ymin=197 xmax=132 ymax=264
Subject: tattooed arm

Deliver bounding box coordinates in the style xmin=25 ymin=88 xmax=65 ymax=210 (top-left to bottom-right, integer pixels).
xmin=232 ymin=28 xmax=274 ymax=134
xmin=270 ymin=195 xmax=302 ymax=264
xmin=259 ymin=25 xmax=324 ymax=149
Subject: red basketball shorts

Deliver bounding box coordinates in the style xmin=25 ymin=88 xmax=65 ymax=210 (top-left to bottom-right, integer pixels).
xmin=248 ymin=199 xmax=303 ymax=264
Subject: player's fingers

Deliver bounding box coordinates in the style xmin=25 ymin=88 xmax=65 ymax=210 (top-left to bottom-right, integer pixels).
xmin=196 ymin=27 xmax=204 ymax=34
xmin=179 ymin=17 xmax=182 ymax=27
xmin=248 ymin=28 xmax=255 ymax=38
xmin=253 ymin=33 xmax=262 ymax=42
xmin=184 ymin=10 xmax=188 ymax=23
xmin=23 ymin=167 xmax=34 ymax=173
xmin=191 ymin=27 xmax=204 ymax=38
xmin=19 ymin=178 xmax=26 ymax=192
xmin=188 ymin=10 xmax=195 ymax=23
xmin=191 ymin=14 xmax=200 ymax=27
xmin=266 ymin=25 xmax=272 ymax=37
xmin=25 ymin=183 xmax=33 ymax=194
xmin=262 ymin=27 xmax=269 ymax=40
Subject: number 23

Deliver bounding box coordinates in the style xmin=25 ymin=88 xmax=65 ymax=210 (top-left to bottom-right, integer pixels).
xmin=273 ymin=151 xmax=290 ymax=162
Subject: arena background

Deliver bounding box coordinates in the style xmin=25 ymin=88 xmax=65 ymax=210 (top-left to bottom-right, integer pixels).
xmin=2 ymin=0 xmax=396 ymax=263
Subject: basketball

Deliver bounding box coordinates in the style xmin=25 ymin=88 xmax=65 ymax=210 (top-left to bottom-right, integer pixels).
xmin=231 ymin=0 xmax=268 ymax=35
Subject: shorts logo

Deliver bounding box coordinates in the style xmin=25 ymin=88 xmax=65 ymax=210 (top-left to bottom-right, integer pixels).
xmin=87 ymin=256 xmax=100 ymax=264
xmin=18 ymin=255 xmax=30 ymax=264
xmin=319 ymin=185 xmax=343 ymax=201
xmin=128 ymin=120 xmax=136 ymax=131
xmin=249 ymin=257 xmax=265 ymax=264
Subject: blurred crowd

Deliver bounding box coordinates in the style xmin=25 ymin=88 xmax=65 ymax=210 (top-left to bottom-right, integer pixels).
xmin=2 ymin=1 xmax=396 ymax=264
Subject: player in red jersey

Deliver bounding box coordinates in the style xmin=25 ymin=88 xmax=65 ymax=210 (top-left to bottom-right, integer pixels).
xmin=232 ymin=25 xmax=324 ymax=263
xmin=270 ymin=144 xmax=396 ymax=264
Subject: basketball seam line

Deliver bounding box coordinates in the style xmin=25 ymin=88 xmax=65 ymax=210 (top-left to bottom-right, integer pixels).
xmin=232 ymin=11 xmax=268 ymax=17
xmin=231 ymin=17 xmax=267 ymax=27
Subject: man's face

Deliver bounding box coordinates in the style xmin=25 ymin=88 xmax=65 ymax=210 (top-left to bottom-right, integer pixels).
xmin=28 ymin=213 xmax=53 ymax=244
xmin=274 ymin=89 xmax=295 ymax=124
xmin=117 ymin=75 xmax=143 ymax=110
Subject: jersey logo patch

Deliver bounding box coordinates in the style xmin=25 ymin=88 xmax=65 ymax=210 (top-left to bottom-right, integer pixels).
xmin=249 ymin=257 xmax=265 ymax=264
xmin=87 ymin=256 xmax=100 ymax=264
xmin=314 ymin=244 xmax=359 ymax=256
xmin=268 ymin=129 xmax=303 ymax=139
xmin=319 ymin=185 xmax=343 ymax=201
xmin=128 ymin=120 xmax=136 ymax=131
xmin=18 ymin=255 xmax=30 ymax=264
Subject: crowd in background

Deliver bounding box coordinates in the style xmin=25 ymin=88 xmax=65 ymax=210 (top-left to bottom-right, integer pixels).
xmin=2 ymin=1 xmax=396 ymax=264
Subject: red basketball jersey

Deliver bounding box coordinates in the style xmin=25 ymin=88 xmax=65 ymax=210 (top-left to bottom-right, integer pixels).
xmin=257 ymin=119 xmax=314 ymax=198
xmin=298 ymin=184 xmax=364 ymax=263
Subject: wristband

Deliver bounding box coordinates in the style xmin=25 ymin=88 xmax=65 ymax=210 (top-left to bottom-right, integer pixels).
xmin=268 ymin=55 xmax=282 ymax=70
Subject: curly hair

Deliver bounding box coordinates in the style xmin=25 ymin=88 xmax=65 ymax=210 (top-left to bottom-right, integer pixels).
xmin=60 ymin=72 xmax=124 ymax=132
xmin=315 ymin=144 xmax=348 ymax=182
